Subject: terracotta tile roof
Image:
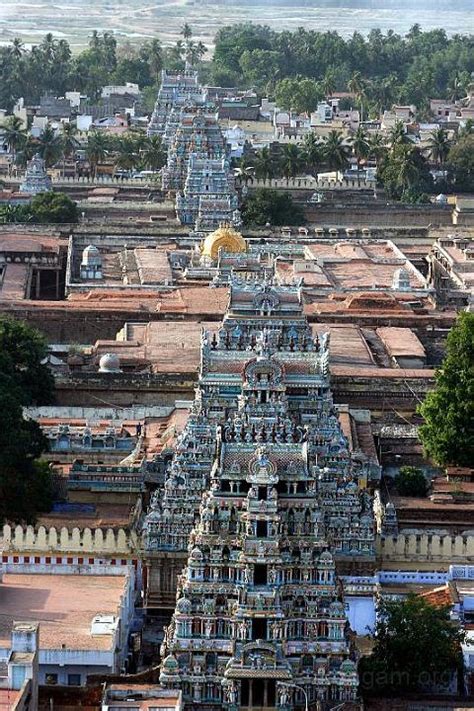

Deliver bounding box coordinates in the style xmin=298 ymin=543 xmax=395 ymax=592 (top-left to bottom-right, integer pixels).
xmin=376 ymin=327 xmax=426 ymax=358
xmin=0 ymin=263 xmax=29 ymax=299
xmin=420 ymin=583 xmax=456 ymax=608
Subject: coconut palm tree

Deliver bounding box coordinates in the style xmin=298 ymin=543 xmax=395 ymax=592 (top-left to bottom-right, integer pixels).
xmin=394 ymin=144 xmax=420 ymax=190
xmin=321 ymin=70 xmax=336 ymax=99
xmin=348 ymin=71 xmax=367 ymax=121
xmin=280 ymin=143 xmax=303 ymax=183
xmin=9 ymin=37 xmax=24 ymax=60
xmin=302 ymin=131 xmax=323 ymax=177
xmin=388 ymin=121 xmax=410 ymax=148
xmin=36 ymin=125 xmax=62 ymax=168
xmin=114 ymin=134 xmax=141 ymax=174
xmin=254 ymin=147 xmax=277 ymax=182
xmin=2 ymin=115 xmax=27 ymax=162
xmin=60 ymin=122 xmax=79 ymax=177
xmin=368 ymin=132 xmax=387 ymax=165
xmin=322 ymin=130 xmax=351 ymax=173
xmin=426 ymin=127 xmax=452 ymax=166
xmin=352 ymin=126 xmax=370 ymax=181
xmin=15 ymin=135 xmax=38 ymax=169
xmin=140 ymin=135 xmax=166 ymax=171
xmin=146 ymin=39 xmax=163 ymax=83
xmin=86 ymin=131 xmax=110 ymax=178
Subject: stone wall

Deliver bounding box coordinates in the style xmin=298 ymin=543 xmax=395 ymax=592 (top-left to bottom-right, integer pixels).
xmin=1 ymin=523 xmax=139 ymax=556
xmin=376 ymin=533 xmax=474 ymax=567
xmin=306 ymin=203 xmax=453 ymax=228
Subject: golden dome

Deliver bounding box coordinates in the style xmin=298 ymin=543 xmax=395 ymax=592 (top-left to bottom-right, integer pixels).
xmin=200 ymin=223 xmax=247 ymax=261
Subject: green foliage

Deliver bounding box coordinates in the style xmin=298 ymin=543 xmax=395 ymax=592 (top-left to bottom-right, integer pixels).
xmin=0 ymin=192 xmax=77 ymax=224
xmin=0 ymin=317 xmax=54 ymax=404
xmin=418 ymin=312 xmax=474 ymax=467
xmin=0 ymin=27 xmax=204 ymax=110
xmin=377 ymin=142 xmax=433 ymax=200
xmin=29 ymin=191 xmax=78 ymax=224
xmin=394 ymin=466 xmax=428 ymax=497
xmin=0 ymin=317 xmax=55 ymax=523
xmin=0 ymin=204 xmax=32 ymax=225
xmin=210 ymin=24 xmax=474 ymax=108
xmin=447 ymin=134 xmax=474 ymax=192
xmin=275 ymin=77 xmax=322 ymax=114
xmin=242 ymin=188 xmax=305 ymax=227
xmin=359 ymin=594 xmax=464 ymax=694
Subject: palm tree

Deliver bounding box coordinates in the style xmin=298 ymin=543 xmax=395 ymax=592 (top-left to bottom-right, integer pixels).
xmin=3 ymin=115 xmax=27 ymax=163
xmin=426 ymin=127 xmax=451 ymax=165
xmin=352 ymin=126 xmax=370 ymax=181
xmin=15 ymin=135 xmax=38 ymax=170
xmin=146 ymin=39 xmax=163 ymax=82
xmin=36 ymin=125 xmax=62 ymax=168
xmin=234 ymin=164 xmax=255 ymax=190
xmin=321 ymin=70 xmax=336 ymax=99
xmin=302 ymin=131 xmax=323 ymax=177
xmin=348 ymin=71 xmax=367 ymax=121
xmin=114 ymin=135 xmax=141 ymax=174
xmin=61 ymin=122 xmax=79 ymax=177
xmin=280 ymin=143 xmax=303 ymax=183
xmin=368 ymin=132 xmax=387 ymax=165
xmin=322 ymin=130 xmax=351 ymax=173
xmin=388 ymin=121 xmax=410 ymax=148
xmin=86 ymin=131 xmax=109 ymax=178
xmin=9 ymin=37 xmax=24 ymax=60
xmin=394 ymin=144 xmax=420 ymax=190
xmin=181 ymin=23 xmax=193 ymax=40
xmin=254 ymin=147 xmax=277 ymax=182
xmin=140 ymin=135 xmax=166 ymax=170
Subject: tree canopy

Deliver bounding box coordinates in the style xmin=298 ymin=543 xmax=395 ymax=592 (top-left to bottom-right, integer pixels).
xmin=359 ymin=594 xmax=464 ymax=694
xmin=211 ymin=24 xmax=473 ymax=111
xmin=0 ymin=317 xmax=55 ymax=523
xmin=394 ymin=466 xmax=428 ymax=497
xmin=241 ymin=188 xmax=305 ymax=227
xmin=0 ymin=192 xmax=78 ymax=225
xmin=418 ymin=311 xmax=474 ymax=467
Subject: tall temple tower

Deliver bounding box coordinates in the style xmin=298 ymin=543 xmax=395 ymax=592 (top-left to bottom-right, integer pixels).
xmin=145 ymin=276 xmax=375 ymax=709
xmin=148 ymin=70 xmax=241 ymax=232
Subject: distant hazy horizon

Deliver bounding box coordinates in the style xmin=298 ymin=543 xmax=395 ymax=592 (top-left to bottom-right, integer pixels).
xmin=1 ymin=0 xmax=472 ymax=49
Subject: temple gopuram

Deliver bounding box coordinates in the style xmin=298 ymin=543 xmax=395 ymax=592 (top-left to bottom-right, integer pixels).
xmin=148 ymin=68 xmax=241 ymax=232
xmin=144 ymin=269 xmax=376 ymax=709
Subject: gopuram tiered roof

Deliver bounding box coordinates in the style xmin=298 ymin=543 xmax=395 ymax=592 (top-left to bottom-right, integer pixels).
xmin=149 ymin=69 xmax=241 ymax=232
xmin=143 ymin=278 xmax=376 ymax=709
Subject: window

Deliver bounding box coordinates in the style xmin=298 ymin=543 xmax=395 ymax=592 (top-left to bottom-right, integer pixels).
xmin=254 ymin=564 xmax=267 ymax=585
xmin=45 ymin=673 xmax=58 ymax=685
xmin=67 ymin=673 xmax=81 ymax=686
xmin=256 ymin=521 xmax=268 ymax=538
xmin=251 ymin=618 xmax=267 ymax=640
xmin=67 ymin=557 xmax=73 ymax=565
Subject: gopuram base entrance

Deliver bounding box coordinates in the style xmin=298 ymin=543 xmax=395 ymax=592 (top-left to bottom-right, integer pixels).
xmin=240 ymin=678 xmax=276 ymax=708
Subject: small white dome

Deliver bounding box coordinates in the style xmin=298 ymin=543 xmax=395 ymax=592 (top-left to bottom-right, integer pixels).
xmin=98 ymin=353 xmax=121 ymax=373
xmin=81 ymin=244 xmax=102 ymax=267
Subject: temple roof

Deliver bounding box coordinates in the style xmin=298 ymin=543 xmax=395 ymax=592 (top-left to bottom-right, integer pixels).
xmin=201 ymin=224 xmax=247 ymax=261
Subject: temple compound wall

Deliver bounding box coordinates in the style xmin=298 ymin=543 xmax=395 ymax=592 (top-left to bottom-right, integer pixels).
xmin=1 ymin=524 xmax=139 ymax=559
xmin=377 ymin=533 xmax=474 ymax=567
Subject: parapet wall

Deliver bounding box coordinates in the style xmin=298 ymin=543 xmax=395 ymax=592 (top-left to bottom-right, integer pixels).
xmin=3 ymin=524 xmax=474 ymax=569
xmin=1 ymin=524 xmax=140 ymax=555
xmin=377 ymin=533 xmax=474 ymax=567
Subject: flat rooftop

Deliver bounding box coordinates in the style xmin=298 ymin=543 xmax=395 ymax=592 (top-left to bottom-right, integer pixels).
xmin=0 ymin=573 xmax=127 ymax=651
